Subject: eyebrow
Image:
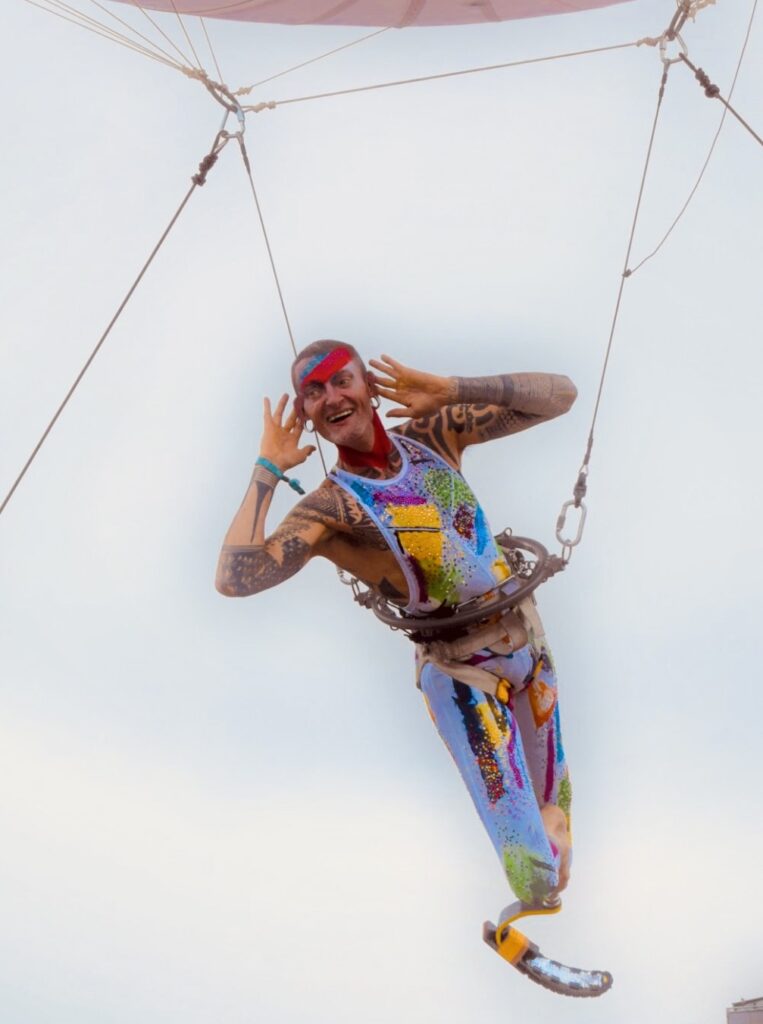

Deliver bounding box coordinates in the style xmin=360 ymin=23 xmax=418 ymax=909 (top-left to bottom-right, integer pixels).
xmin=304 ymin=366 xmax=354 ymax=390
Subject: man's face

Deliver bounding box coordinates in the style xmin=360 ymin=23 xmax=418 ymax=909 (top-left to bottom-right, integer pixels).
xmin=296 ymin=353 xmax=375 ymax=449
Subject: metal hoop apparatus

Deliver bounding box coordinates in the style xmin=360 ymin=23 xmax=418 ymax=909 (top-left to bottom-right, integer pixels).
xmin=345 ymin=532 xmax=566 ymax=642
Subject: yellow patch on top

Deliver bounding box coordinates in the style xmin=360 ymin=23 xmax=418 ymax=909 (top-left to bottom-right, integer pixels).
xmin=388 ymin=504 xmax=440 ymax=529
xmin=389 ymin=504 xmax=443 ymax=570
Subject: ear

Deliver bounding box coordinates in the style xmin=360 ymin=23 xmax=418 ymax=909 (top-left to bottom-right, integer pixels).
xmin=293 ymin=395 xmax=305 ymax=420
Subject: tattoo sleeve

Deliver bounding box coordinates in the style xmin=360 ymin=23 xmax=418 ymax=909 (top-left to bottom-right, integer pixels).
xmin=217 ymin=534 xmax=312 ymax=597
xmin=454 ymin=373 xmax=576 ymax=416
xmin=247 ymin=465 xmax=278 ymax=543
xmin=445 ymin=372 xmax=577 ymax=449
xmin=215 ymin=482 xmax=383 ymax=597
xmin=216 ymin=462 xmax=326 ymax=597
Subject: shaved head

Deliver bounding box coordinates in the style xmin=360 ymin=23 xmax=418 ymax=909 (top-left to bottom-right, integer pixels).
xmin=291 ymin=339 xmax=365 ymax=392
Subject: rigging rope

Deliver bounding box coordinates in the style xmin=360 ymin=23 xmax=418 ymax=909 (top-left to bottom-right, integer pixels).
xmin=25 ymin=0 xmax=186 ymax=71
xmin=233 ymin=138 xmax=331 ymax=476
xmin=628 ymin=0 xmax=759 ymax=277
xmin=241 ymin=40 xmax=640 ymax=113
xmin=84 ymin=0 xmax=186 ymax=68
xmin=125 ymin=0 xmax=198 ymax=69
xmin=557 ymin=63 xmax=672 ymax=560
xmin=678 ymin=52 xmax=763 ymax=148
xmin=168 ymin=0 xmax=204 ymax=71
xmin=234 ymin=27 xmax=391 ymax=96
xmin=0 ymin=127 xmax=231 ymax=518
xmin=199 ymin=15 xmax=225 ymax=84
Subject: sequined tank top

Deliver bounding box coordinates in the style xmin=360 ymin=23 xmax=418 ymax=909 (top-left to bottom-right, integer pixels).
xmin=329 ymin=434 xmax=514 ymax=615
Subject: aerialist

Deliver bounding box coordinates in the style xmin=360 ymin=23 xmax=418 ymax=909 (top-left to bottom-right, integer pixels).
xmin=216 ymin=341 xmax=610 ymax=996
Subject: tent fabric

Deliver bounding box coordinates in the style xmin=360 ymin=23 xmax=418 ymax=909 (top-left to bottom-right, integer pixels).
xmin=118 ymin=0 xmax=631 ymax=28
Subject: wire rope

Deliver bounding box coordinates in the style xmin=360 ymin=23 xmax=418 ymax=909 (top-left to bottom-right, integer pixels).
xmin=200 ymin=15 xmax=225 ymax=83
xmin=233 ymin=139 xmax=330 ymax=476
xmin=169 ymin=0 xmax=205 ymax=71
xmin=241 ymin=40 xmax=640 ymax=112
xmin=564 ymin=64 xmax=672 ymax=530
xmin=234 ymin=27 xmax=391 ymax=96
xmin=0 ymin=127 xmax=231 ymax=518
xmin=124 ymin=0 xmax=199 ymax=70
xmin=678 ymin=52 xmax=763 ymax=148
xmin=25 ymin=0 xmax=186 ymax=71
xmin=83 ymin=0 xmax=187 ymax=67
xmin=628 ymin=0 xmax=759 ymax=277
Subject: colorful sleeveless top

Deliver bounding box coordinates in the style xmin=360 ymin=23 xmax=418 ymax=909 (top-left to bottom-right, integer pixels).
xmin=329 ymin=434 xmax=515 ymax=615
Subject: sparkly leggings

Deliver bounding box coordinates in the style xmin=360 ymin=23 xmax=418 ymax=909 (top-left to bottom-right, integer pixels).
xmin=419 ymin=640 xmax=571 ymax=905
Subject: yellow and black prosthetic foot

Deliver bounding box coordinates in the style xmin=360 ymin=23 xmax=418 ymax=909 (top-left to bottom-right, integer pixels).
xmin=483 ymin=899 xmax=613 ymax=998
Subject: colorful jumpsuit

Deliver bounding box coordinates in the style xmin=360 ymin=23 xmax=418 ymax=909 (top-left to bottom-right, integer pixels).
xmin=331 ymin=434 xmax=570 ymax=905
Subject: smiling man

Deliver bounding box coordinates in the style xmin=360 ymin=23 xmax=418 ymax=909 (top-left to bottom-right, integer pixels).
xmin=216 ymin=338 xmax=580 ymax=966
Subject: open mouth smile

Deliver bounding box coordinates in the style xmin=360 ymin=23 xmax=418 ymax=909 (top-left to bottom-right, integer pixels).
xmin=326 ymin=409 xmax=354 ymax=424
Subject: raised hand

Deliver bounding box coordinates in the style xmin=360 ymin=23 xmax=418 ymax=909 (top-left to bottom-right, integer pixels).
xmin=259 ymin=394 xmax=316 ymax=471
xmin=368 ymin=354 xmax=453 ymax=420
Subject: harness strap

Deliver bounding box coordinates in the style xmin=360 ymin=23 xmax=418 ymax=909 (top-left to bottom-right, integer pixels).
xmin=415 ymin=598 xmax=548 ymax=700
xmin=416 ymin=652 xmax=511 ymax=702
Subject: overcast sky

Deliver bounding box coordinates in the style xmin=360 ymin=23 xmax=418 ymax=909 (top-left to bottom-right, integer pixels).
xmin=2 ymin=1 xmax=762 ymax=1022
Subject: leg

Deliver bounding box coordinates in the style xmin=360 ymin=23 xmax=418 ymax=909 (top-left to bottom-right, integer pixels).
xmin=420 ymin=659 xmax=561 ymax=905
xmin=508 ymin=644 xmax=572 ymax=892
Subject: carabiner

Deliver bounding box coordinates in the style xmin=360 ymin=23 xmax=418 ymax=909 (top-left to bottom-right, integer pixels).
xmin=659 ymin=29 xmax=688 ymax=66
xmin=555 ymin=499 xmax=587 ymax=551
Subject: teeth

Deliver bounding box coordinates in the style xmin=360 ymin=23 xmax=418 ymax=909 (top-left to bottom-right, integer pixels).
xmin=328 ymin=410 xmax=353 ymax=423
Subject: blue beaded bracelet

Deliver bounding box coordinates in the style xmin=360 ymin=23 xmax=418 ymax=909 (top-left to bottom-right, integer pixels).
xmin=255 ymin=456 xmax=306 ymax=495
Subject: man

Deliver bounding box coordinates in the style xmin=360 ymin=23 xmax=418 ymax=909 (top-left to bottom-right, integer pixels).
xmin=216 ymin=339 xmax=576 ymax=920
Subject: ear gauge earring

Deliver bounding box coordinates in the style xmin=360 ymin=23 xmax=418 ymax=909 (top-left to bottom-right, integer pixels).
xmin=303 ymin=419 xmax=316 ymax=433
xmin=370 ymin=395 xmax=381 ymax=410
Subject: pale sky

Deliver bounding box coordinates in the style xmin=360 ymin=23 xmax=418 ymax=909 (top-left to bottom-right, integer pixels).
xmin=2 ymin=1 xmax=762 ymax=1022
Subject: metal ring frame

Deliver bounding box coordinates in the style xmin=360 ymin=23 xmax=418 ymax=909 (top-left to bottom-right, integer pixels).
xmin=355 ymin=533 xmax=565 ymax=641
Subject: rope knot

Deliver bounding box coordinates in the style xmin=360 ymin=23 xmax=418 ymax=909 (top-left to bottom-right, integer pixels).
xmin=248 ymin=101 xmax=277 ymax=114
xmin=695 ymin=66 xmax=720 ymax=97
xmin=193 ymin=151 xmax=219 ymax=186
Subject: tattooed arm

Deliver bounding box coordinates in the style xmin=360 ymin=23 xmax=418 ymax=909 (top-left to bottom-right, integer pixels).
xmin=216 ymin=392 xmax=322 ymax=597
xmin=215 ymin=469 xmax=333 ymax=597
xmin=369 ymin=355 xmax=576 ymax=459
xmin=445 ymin=371 xmax=577 ymax=450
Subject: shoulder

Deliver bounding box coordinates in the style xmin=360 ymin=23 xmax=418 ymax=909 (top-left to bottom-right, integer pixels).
xmin=394 ymin=412 xmax=462 ymax=469
xmin=293 ymin=478 xmax=365 ymax=531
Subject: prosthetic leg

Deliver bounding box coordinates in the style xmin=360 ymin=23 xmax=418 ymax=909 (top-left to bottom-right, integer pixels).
xmin=483 ymin=898 xmax=613 ymax=997
xmin=420 ymin=633 xmax=613 ymax=998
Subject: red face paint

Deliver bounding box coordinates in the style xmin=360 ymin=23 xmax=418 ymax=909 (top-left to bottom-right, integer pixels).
xmin=298 ymin=345 xmax=394 ymax=471
xmin=299 ymin=347 xmax=353 ymax=390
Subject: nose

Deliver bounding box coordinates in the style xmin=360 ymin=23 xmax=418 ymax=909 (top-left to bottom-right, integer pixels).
xmin=324 ymin=381 xmax=343 ymax=404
